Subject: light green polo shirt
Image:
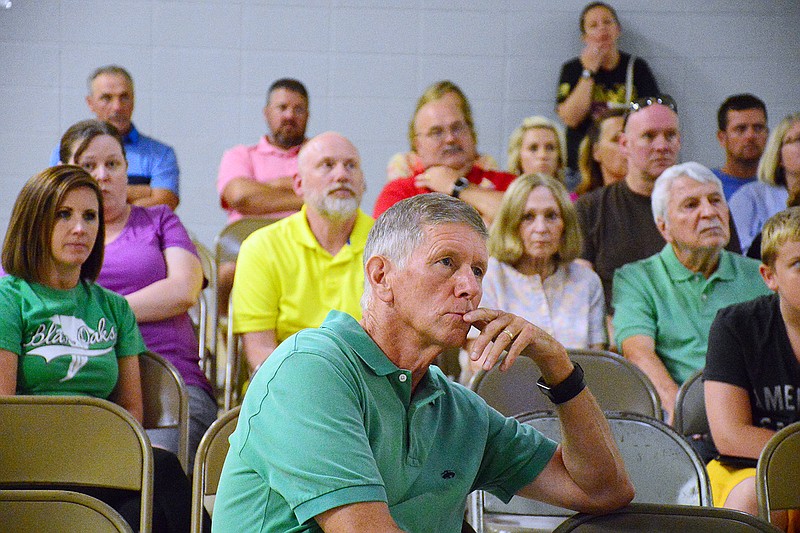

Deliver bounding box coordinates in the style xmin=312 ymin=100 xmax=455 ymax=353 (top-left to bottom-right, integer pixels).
xmin=613 ymin=245 xmax=771 ymax=384
xmin=213 ymin=311 xmax=557 ymax=533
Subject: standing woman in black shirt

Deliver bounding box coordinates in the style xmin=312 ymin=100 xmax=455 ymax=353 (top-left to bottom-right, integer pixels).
xmin=556 ymin=2 xmax=659 ymax=181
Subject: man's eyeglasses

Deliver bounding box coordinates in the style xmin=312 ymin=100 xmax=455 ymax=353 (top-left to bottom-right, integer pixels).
xmin=628 ymin=94 xmax=678 ymax=113
xmin=417 ymin=121 xmax=470 ymax=142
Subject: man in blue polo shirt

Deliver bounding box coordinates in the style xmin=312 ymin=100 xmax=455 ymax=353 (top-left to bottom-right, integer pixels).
xmin=50 ymin=65 xmax=180 ymax=209
xmin=213 ymin=194 xmax=633 ymax=533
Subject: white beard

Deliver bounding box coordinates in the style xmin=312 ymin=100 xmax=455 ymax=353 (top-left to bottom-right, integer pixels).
xmin=307 ymin=188 xmax=360 ymax=221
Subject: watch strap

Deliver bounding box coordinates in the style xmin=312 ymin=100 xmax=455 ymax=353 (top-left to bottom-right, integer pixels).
xmin=537 ymin=363 xmax=586 ymax=405
xmin=451 ymin=176 xmax=470 ymax=198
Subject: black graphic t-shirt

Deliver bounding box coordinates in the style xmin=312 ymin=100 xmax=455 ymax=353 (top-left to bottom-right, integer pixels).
xmin=705 ymin=293 xmax=800 ymax=431
xmin=556 ymin=51 xmax=659 ymax=170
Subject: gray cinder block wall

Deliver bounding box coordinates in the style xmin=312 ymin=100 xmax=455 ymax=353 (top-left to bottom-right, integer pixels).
xmin=1 ymin=0 xmax=798 ymax=247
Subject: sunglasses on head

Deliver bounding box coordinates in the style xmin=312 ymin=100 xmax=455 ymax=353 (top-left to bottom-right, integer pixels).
xmin=628 ymin=94 xmax=678 ymax=113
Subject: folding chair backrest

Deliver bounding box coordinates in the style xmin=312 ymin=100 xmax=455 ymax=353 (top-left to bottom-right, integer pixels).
xmin=140 ymin=351 xmax=190 ymax=472
xmin=214 ymin=218 xmax=277 ymax=265
xmin=191 ymin=406 xmax=241 ymax=533
xmin=223 ymin=295 xmax=247 ymax=410
xmin=473 ymin=412 xmax=711 ymax=532
xmin=552 ymin=502 xmax=781 ymax=532
xmin=191 ymin=237 xmax=218 ymax=387
xmin=0 ymin=396 xmax=154 ymax=532
xmin=470 ymin=349 xmax=660 ymax=418
xmin=0 ymin=489 xmax=134 ymax=533
xmin=469 ymin=355 xmax=547 ymax=416
xmin=757 ymin=422 xmax=800 ymax=522
xmin=568 ymin=350 xmax=661 ymax=418
xmin=215 ymin=218 xmax=278 ymax=410
xmin=673 ymin=368 xmax=708 ymax=436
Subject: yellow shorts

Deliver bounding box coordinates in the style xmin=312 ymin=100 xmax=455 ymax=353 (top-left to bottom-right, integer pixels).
xmin=708 ymin=460 xmax=800 ymax=530
xmin=706 ymin=459 xmax=755 ymax=507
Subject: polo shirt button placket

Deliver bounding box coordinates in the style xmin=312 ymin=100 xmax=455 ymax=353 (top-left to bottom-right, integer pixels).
xmin=398 ymin=373 xmax=408 ymax=383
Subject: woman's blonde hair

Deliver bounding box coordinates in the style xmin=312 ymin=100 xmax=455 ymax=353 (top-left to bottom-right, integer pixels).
xmin=2 ymin=165 xmax=105 ymax=283
xmin=488 ymin=173 xmax=581 ymax=267
xmin=757 ymin=112 xmax=800 ymax=187
xmin=506 ymin=116 xmax=566 ymax=181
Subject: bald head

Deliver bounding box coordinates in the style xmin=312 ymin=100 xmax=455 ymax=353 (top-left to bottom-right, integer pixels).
xmin=295 ymin=131 xmax=366 ymax=220
xmin=298 ymin=132 xmax=358 ymax=173
xmin=622 ymin=104 xmax=681 ymax=188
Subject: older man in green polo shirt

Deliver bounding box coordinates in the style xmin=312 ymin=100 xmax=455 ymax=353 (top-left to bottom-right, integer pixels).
xmin=613 ymin=162 xmax=772 ymax=424
xmin=213 ymin=194 xmax=633 ymax=533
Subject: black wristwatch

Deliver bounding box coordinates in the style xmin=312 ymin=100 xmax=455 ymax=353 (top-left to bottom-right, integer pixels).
xmin=451 ymin=176 xmax=470 ymax=198
xmin=537 ymin=363 xmax=586 ymax=404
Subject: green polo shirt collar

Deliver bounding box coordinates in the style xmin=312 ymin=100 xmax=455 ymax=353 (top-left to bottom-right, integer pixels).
xmin=321 ymin=310 xmax=445 ymax=407
xmin=660 ymin=244 xmax=737 ymax=284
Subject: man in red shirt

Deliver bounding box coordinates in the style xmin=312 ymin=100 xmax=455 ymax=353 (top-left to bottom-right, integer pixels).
xmin=374 ymin=82 xmax=515 ymax=222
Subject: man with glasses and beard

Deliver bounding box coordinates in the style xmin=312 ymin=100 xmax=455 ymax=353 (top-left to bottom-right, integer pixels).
xmin=373 ymin=81 xmax=516 ymax=223
xmin=230 ymin=132 xmax=374 ymax=373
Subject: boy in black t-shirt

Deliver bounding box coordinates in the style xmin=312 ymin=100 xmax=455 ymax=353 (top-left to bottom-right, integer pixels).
xmin=705 ymin=206 xmax=800 ymax=531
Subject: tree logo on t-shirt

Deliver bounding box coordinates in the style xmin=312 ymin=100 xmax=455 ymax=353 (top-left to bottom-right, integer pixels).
xmin=24 ymin=315 xmax=117 ymax=381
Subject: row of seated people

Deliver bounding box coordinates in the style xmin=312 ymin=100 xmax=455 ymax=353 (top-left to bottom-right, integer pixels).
xmin=216 ymin=78 xmax=792 ymax=309
xmin=2 ymin=145 xmax=797 ymax=530
xmin=216 ymin=190 xmax=800 ymax=531
xmin=3 ymin=7 xmax=797 ymax=528
xmin=63 ymin=62 xmax=790 ymax=317
xmin=220 ymin=128 xmax=799 ymax=532
xmin=55 ymin=2 xmax=647 ymax=216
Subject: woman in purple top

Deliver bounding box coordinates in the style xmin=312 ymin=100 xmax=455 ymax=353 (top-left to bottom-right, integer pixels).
xmin=59 ymin=120 xmax=216 ymax=467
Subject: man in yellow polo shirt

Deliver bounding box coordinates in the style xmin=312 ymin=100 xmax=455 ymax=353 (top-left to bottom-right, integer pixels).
xmin=232 ymin=131 xmax=373 ymax=372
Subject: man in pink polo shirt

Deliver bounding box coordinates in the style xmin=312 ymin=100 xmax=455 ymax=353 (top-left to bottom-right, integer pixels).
xmin=216 ymin=78 xmax=310 ymax=311
xmin=217 ymin=78 xmax=309 ymax=222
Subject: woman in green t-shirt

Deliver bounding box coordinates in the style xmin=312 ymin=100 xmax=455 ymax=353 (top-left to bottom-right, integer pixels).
xmin=0 ymin=165 xmax=203 ymax=533
xmin=0 ymin=165 xmax=146 ymax=409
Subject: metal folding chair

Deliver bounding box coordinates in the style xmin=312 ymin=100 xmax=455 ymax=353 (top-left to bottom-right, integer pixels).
xmin=0 ymin=489 xmax=134 ymax=533
xmin=191 ymin=406 xmax=241 ymax=533
xmin=470 ymin=349 xmax=660 ymax=418
xmin=757 ymin=422 xmax=800 ymax=526
xmin=470 ymin=412 xmax=711 ymax=533
xmin=553 ymin=502 xmax=780 ymax=532
xmin=140 ymin=351 xmax=191 ymax=472
xmin=0 ymin=396 xmax=154 ymax=532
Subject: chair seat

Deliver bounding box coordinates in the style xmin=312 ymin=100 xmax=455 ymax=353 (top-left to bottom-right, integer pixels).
xmin=484 ymin=513 xmax=568 ymax=532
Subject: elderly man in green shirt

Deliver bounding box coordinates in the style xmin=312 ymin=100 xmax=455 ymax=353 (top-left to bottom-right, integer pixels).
xmin=613 ymin=162 xmax=771 ymax=424
xmin=214 ymin=194 xmax=633 ymax=533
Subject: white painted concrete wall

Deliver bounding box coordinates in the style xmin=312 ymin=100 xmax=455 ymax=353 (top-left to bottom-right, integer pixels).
xmin=2 ymin=0 xmax=798 ymax=247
